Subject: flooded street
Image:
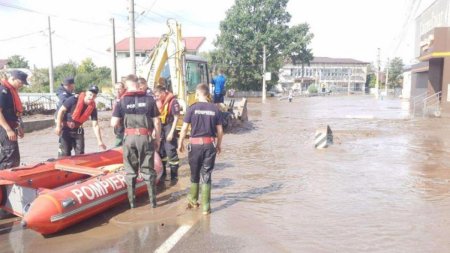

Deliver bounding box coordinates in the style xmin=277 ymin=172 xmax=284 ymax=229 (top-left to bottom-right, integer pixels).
xmin=1 ymin=95 xmax=450 ymax=252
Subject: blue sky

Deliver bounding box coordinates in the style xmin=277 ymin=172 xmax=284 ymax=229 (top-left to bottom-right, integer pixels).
xmin=0 ymin=0 xmax=436 ymax=68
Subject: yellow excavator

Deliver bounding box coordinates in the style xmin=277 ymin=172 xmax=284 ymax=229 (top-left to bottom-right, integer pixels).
xmin=138 ymin=19 xmax=247 ymax=130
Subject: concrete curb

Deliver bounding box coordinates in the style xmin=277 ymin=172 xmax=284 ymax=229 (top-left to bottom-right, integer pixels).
xmin=23 ymin=119 xmax=55 ymax=133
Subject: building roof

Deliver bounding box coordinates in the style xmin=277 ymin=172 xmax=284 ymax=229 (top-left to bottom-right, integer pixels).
xmin=311 ymin=57 xmax=369 ymax=65
xmin=115 ymin=37 xmax=206 ymax=52
xmin=0 ymin=59 xmax=8 ymax=69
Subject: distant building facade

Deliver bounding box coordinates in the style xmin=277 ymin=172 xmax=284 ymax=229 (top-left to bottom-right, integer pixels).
xmin=279 ymin=57 xmax=369 ymax=93
xmin=411 ymin=0 xmax=450 ymax=116
xmin=114 ymin=37 xmax=206 ymax=80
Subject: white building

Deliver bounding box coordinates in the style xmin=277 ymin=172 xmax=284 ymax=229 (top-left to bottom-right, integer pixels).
xmin=279 ymin=57 xmax=369 ymax=93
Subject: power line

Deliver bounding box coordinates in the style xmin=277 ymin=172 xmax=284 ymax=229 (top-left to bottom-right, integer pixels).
xmin=148 ymin=9 xmax=208 ymax=28
xmin=0 ymin=30 xmax=43 ymax=42
xmin=135 ymin=0 xmax=159 ymax=24
xmin=53 ymin=34 xmax=109 ymax=56
xmin=0 ymin=2 xmax=110 ymax=27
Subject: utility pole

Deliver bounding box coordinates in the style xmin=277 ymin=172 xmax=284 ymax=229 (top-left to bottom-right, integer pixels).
xmin=48 ymin=16 xmax=54 ymax=94
xmin=375 ymin=48 xmax=380 ymax=98
xmin=129 ymin=0 xmax=136 ymax=74
xmin=110 ymin=18 xmax=117 ymax=85
xmin=262 ymin=45 xmax=266 ymax=103
xmin=385 ymin=58 xmax=390 ymax=96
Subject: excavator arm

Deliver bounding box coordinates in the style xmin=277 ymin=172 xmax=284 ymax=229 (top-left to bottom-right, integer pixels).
xmin=141 ymin=19 xmax=186 ymax=98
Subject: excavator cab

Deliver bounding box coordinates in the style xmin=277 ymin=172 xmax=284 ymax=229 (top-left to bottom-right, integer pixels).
xmin=158 ymin=55 xmax=210 ymax=130
xmin=185 ymin=55 xmax=209 ymax=105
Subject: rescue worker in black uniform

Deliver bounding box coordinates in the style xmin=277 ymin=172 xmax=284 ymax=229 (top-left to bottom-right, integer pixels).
xmin=55 ymin=85 xmax=106 ymax=156
xmin=112 ymin=82 xmax=126 ymax=147
xmin=111 ymin=74 xmax=161 ymax=208
xmin=178 ymin=83 xmax=223 ymax=215
xmin=154 ymin=85 xmax=180 ymax=181
xmin=55 ymin=77 xmax=75 ymax=155
xmin=0 ymin=70 xmax=28 ymax=169
xmin=56 ymin=77 xmax=75 ymax=111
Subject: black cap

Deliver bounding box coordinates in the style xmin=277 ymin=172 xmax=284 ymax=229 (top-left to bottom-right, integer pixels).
xmin=88 ymin=85 xmax=99 ymax=94
xmin=11 ymin=70 xmax=29 ymax=85
xmin=63 ymin=77 xmax=75 ymax=85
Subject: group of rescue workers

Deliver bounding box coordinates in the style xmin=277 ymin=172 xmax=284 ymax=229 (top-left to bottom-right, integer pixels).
xmin=0 ymin=70 xmax=226 ymax=215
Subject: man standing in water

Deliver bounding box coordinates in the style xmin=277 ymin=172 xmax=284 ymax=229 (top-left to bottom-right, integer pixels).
xmin=111 ymin=74 xmax=161 ymax=208
xmin=178 ymin=83 xmax=223 ymax=214
xmin=154 ymin=85 xmax=181 ymax=181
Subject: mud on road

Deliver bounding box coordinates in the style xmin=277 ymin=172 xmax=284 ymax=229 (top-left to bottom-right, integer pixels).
xmin=1 ymin=95 xmax=450 ymax=253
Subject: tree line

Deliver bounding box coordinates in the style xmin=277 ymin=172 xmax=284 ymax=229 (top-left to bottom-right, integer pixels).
xmin=5 ymin=55 xmax=111 ymax=93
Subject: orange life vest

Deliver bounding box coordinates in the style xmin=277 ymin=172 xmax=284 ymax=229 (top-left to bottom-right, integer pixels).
xmin=71 ymin=92 xmax=95 ymax=124
xmin=1 ymin=80 xmax=23 ymax=116
xmin=158 ymin=93 xmax=175 ymax=124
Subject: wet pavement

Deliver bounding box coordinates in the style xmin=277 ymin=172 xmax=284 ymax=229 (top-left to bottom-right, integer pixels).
xmin=1 ymin=95 xmax=450 ymax=252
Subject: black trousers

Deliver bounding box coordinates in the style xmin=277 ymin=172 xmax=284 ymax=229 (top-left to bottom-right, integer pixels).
xmin=159 ymin=124 xmax=179 ymax=166
xmin=0 ymin=127 xmax=20 ymax=169
xmin=59 ymin=128 xmax=85 ymax=157
xmin=188 ymin=143 xmax=217 ymax=184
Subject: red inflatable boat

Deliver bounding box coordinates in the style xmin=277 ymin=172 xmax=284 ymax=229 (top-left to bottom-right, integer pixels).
xmin=0 ymin=148 xmax=163 ymax=235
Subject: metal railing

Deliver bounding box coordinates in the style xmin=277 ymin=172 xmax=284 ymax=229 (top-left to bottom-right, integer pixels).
xmin=411 ymin=91 xmax=428 ymax=117
xmin=19 ymin=93 xmax=114 ymax=114
xmin=422 ymin=91 xmax=442 ymax=117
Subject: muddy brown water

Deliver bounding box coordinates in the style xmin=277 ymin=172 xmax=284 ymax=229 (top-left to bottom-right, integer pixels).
xmin=1 ymin=95 xmax=450 ymax=252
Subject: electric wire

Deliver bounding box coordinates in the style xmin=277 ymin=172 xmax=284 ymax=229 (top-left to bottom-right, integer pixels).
xmin=0 ymin=30 xmax=44 ymax=42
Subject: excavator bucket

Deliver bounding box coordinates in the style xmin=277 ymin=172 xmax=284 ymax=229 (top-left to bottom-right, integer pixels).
xmin=235 ymin=98 xmax=248 ymax=122
xmin=220 ymin=97 xmax=248 ymax=131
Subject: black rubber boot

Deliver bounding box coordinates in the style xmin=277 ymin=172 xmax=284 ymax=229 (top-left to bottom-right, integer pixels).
xmin=161 ymin=161 xmax=167 ymax=180
xmin=147 ymin=177 xmax=157 ymax=208
xmin=127 ymin=179 xmax=136 ymax=209
xmin=187 ymin=183 xmax=200 ymax=209
xmin=170 ymin=165 xmax=179 ymax=181
xmin=201 ymin=183 xmax=211 ymax=215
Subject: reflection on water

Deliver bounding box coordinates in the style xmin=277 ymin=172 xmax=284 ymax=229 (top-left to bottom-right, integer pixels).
xmin=212 ymin=95 xmax=450 ymax=252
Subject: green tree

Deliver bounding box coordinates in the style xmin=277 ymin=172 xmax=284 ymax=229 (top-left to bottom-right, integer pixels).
xmin=54 ymin=61 xmax=77 ymax=85
xmin=21 ymin=58 xmax=111 ymax=93
xmin=75 ymin=58 xmax=110 ymax=92
xmin=284 ymin=23 xmax=314 ymax=72
xmin=214 ymin=0 xmax=292 ymax=90
xmin=7 ymin=55 xmax=29 ymax=68
xmin=367 ymin=73 xmax=376 ymax=88
xmin=23 ymin=68 xmax=49 ymax=93
xmin=387 ymin=57 xmax=404 ymax=88
xmin=93 ymin=66 xmax=111 ymax=88
xmin=78 ymin=58 xmax=96 ymax=73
